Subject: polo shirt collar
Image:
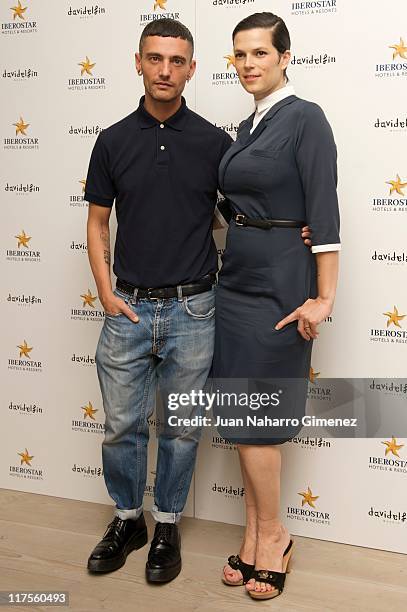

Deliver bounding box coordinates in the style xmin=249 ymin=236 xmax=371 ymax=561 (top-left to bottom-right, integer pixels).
xmin=137 ymin=95 xmax=188 ymax=131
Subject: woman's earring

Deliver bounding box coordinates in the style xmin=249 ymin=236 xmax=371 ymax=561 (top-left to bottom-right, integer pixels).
xmin=138 ymin=70 xmax=142 ymax=76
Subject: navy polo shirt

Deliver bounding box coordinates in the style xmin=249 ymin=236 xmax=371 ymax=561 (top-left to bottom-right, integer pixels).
xmin=84 ymin=96 xmax=232 ymax=288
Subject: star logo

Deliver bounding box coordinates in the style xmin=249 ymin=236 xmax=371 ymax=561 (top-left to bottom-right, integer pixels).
xmin=224 ymin=54 xmax=236 ymax=69
xmin=78 ymin=56 xmax=96 ymax=76
xmin=82 ymin=401 xmax=98 ymax=420
xmin=309 ymin=367 xmax=320 ymax=384
xmin=389 ymin=37 xmax=407 ymax=60
xmin=13 ymin=116 xmax=29 ymax=136
xmin=15 ymin=230 xmax=31 ymax=248
xmin=18 ymin=448 xmax=34 ymax=466
xmin=381 ymin=436 xmax=404 ymax=458
xmin=298 ymin=486 xmax=319 ymax=508
xmin=383 ymin=306 xmax=405 ymax=328
xmin=79 ymin=179 xmax=86 ymax=193
xmin=11 ymin=1 xmax=27 ymax=20
xmin=154 ymin=0 xmax=167 ymax=10
xmin=80 ymin=289 xmax=97 ymax=308
xmin=386 ymin=174 xmax=407 ymax=196
xmin=17 ymin=340 xmax=33 ymax=359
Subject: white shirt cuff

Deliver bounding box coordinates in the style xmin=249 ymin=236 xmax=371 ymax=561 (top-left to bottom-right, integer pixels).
xmin=311 ymin=243 xmax=341 ymax=254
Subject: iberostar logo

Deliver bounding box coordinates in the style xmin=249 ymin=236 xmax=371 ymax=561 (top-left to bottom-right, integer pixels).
xmin=224 ymin=54 xmax=236 ymax=69
xmin=309 ymin=367 xmax=320 ymax=384
xmin=382 ymin=437 xmax=404 ymax=457
xmin=288 ymin=485 xmax=329 ymax=524
xmin=80 ymin=289 xmax=97 ymax=308
xmin=386 ymin=174 xmax=407 ymax=195
xmin=82 ymin=401 xmax=98 ymax=420
xmin=15 ymin=230 xmax=31 ymax=248
xmin=68 ymin=56 xmax=105 ymax=91
xmin=18 ymin=448 xmax=33 ymax=465
xmin=389 ymin=37 xmax=407 ymax=60
xmin=71 ymin=288 xmax=103 ymax=321
xmin=78 ymin=56 xmax=95 ymax=76
xmin=13 ymin=116 xmax=29 ymax=136
xmin=79 ymin=179 xmax=86 ymax=193
xmin=298 ymin=486 xmax=319 ymax=508
xmin=5 ymin=117 xmax=38 ymax=149
xmin=11 ymin=1 xmax=27 ymax=20
xmin=140 ymin=0 xmax=178 ymax=26
xmin=383 ymin=306 xmax=405 ymax=328
xmin=17 ymin=340 xmax=33 ymax=358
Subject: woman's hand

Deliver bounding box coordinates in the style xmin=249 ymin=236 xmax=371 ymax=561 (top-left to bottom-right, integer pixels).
xmin=275 ymin=297 xmax=333 ymax=340
xmin=301 ymin=225 xmax=312 ymax=247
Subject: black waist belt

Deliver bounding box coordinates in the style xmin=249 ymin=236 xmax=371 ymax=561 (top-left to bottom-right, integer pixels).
xmin=234 ymin=213 xmax=305 ymax=229
xmin=116 ymin=273 xmax=216 ymax=300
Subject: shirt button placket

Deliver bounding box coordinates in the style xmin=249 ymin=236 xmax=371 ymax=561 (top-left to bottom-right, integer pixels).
xmin=156 ymin=123 xmax=168 ymax=165
xmin=160 ymin=124 xmax=165 ymax=150
xmin=160 ymin=124 xmax=165 ymax=151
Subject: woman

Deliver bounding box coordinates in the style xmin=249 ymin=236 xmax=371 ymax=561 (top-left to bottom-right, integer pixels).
xmin=213 ymin=12 xmax=340 ymax=600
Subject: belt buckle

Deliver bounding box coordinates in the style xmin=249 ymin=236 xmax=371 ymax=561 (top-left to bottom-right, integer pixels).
xmin=235 ymin=214 xmax=245 ymax=226
xmin=147 ymin=288 xmax=159 ymax=300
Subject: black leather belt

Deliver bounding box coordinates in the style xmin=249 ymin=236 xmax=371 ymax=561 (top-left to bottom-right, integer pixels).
xmin=116 ymin=273 xmax=216 ymax=300
xmin=234 ymin=213 xmax=305 ymax=229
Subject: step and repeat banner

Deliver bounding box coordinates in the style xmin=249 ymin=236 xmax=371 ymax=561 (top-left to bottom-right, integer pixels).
xmin=1 ymin=0 xmax=406 ymax=554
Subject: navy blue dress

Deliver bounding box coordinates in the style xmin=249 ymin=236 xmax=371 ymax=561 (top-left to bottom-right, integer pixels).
xmin=212 ymin=95 xmax=340 ymax=444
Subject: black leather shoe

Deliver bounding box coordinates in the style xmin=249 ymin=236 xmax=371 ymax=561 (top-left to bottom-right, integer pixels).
xmin=87 ymin=514 xmax=148 ymax=573
xmin=145 ymin=523 xmax=181 ymax=583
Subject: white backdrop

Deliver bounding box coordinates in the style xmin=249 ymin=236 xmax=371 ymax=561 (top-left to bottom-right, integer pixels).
xmin=1 ymin=0 xmax=406 ymax=554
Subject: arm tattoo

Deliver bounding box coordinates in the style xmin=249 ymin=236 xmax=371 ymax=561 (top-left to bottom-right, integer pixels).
xmin=100 ymin=229 xmax=111 ymax=266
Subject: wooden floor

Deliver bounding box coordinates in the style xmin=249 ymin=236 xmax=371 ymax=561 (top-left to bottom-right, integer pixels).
xmin=0 ymin=489 xmax=406 ymax=611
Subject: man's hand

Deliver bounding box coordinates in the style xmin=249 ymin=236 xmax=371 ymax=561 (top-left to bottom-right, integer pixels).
xmin=101 ymin=291 xmax=139 ymax=323
xmin=275 ymin=297 xmax=333 ymax=341
xmin=301 ymin=225 xmax=312 ymax=247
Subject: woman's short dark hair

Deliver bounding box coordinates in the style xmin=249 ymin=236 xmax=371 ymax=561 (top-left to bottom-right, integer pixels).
xmin=232 ymin=12 xmax=290 ymax=77
xmin=139 ymin=18 xmax=194 ymax=57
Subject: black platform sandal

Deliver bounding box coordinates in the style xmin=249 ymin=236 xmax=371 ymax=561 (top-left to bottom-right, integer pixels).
xmin=222 ymin=554 xmax=255 ymax=586
xmin=248 ymin=539 xmax=294 ymax=600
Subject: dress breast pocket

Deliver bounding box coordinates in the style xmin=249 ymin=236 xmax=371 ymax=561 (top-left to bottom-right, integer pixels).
xmin=250 ymin=149 xmax=280 ymax=160
xmin=249 ymin=136 xmax=290 ymax=161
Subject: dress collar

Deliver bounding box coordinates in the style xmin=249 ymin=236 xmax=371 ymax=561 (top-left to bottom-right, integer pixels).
xmin=255 ymin=83 xmax=296 ymax=116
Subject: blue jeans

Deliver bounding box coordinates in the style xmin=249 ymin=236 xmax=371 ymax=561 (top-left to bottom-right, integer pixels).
xmin=95 ymin=285 xmax=215 ymax=523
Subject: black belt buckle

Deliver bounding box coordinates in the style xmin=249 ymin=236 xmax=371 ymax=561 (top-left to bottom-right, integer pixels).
xmin=235 ymin=214 xmax=246 ymax=226
xmin=147 ymin=288 xmax=160 ymax=300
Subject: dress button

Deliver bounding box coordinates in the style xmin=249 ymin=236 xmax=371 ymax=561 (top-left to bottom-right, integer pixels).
xmin=160 ymin=145 xmax=165 ymax=150
xmin=159 ymin=124 xmax=165 ymax=129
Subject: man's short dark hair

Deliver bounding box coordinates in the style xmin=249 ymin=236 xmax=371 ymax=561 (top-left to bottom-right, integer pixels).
xmin=139 ymin=18 xmax=194 ymax=56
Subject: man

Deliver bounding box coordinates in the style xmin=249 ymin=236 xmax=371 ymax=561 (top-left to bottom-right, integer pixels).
xmin=84 ymin=19 xmax=231 ymax=584
xmin=84 ymin=18 xmax=311 ymax=584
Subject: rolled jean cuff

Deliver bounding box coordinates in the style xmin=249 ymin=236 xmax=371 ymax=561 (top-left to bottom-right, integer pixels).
xmin=114 ymin=504 xmax=143 ymax=520
xmin=151 ymin=504 xmax=182 ymax=524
